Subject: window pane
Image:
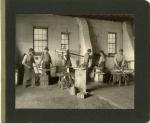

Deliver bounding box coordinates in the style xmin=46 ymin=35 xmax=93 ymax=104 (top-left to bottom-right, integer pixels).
xmin=34 ymin=29 xmax=39 ymax=34
xmin=42 ymin=29 xmax=47 ymax=35
xmin=109 ymin=44 xmax=112 ymax=48
xmin=110 ymin=39 xmax=114 ymax=43
xmin=62 ymin=33 xmax=69 ymax=40
xmin=64 ymin=34 xmax=68 ymax=40
xmin=64 ymin=39 xmax=68 ymax=44
xmin=61 ymin=39 xmax=65 ymax=44
xmin=61 ymin=34 xmax=65 ymax=40
xmin=39 ymin=29 xmax=42 ymax=35
xmin=34 ymin=34 xmax=39 ymax=40
xmin=39 ymin=35 xmax=42 ymax=40
xmin=108 ymin=38 xmax=113 ymax=43
xmin=38 ymin=41 xmax=43 ymax=47
xmin=111 ymin=34 xmax=114 ymax=38
xmin=111 ymin=44 xmax=113 ymax=48
xmin=112 ymin=39 xmax=115 ymax=43
xmin=43 ymin=34 xmax=47 ymax=40
xmin=113 ymin=34 xmax=116 ymax=38
xmin=110 ymin=34 xmax=112 ymax=38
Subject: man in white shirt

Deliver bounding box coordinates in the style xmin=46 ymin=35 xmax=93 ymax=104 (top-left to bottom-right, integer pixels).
xmin=113 ymin=49 xmax=126 ymax=85
xmin=114 ymin=49 xmax=125 ymax=69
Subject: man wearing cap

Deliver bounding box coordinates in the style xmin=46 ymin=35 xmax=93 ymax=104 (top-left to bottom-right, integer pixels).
xmin=39 ymin=46 xmax=52 ymax=83
xmin=22 ymin=48 xmax=36 ymax=87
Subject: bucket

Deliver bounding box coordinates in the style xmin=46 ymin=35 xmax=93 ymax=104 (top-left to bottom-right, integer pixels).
xmin=94 ymin=72 xmax=104 ymax=83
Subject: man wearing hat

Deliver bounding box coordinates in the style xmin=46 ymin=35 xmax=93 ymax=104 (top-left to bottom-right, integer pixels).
xmin=39 ymin=46 xmax=52 ymax=83
xmin=22 ymin=48 xmax=36 ymax=87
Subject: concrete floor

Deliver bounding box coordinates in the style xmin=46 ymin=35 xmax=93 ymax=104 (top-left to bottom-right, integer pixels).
xmin=15 ymin=82 xmax=134 ymax=109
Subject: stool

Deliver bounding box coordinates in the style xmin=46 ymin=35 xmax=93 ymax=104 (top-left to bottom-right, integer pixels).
xmin=94 ymin=72 xmax=105 ymax=84
xmin=109 ymin=72 xmax=128 ymax=86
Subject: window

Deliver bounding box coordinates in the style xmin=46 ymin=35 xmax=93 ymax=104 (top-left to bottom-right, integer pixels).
xmin=108 ymin=33 xmax=117 ymax=55
xmin=61 ymin=32 xmax=69 ymax=50
xmin=33 ymin=27 xmax=48 ymax=53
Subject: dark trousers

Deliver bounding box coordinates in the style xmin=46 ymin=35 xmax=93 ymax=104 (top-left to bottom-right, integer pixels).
xmin=42 ymin=63 xmax=51 ymax=83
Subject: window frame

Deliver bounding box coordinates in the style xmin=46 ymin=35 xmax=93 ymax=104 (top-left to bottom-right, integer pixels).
xmin=107 ymin=32 xmax=117 ymax=56
xmin=33 ymin=26 xmax=48 ymax=55
xmin=61 ymin=32 xmax=69 ymax=50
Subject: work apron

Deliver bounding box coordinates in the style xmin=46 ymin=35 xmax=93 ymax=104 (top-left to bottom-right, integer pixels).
xmin=113 ymin=60 xmax=123 ymax=83
xmin=23 ymin=55 xmax=35 ymax=86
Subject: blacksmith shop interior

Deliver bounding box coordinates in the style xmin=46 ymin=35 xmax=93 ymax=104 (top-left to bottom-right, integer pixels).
xmin=15 ymin=14 xmax=135 ymax=109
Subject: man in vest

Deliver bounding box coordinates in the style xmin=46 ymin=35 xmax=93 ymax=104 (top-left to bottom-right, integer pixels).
xmin=39 ymin=46 xmax=53 ymax=83
xmin=114 ymin=49 xmax=125 ymax=69
xmin=22 ymin=48 xmax=36 ymax=87
xmin=113 ymin=49 xmax=126 ymax=84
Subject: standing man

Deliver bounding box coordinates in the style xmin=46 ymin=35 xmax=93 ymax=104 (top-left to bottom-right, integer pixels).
xmin=83 ymin=49 xmax=92 ymax=81
xmin=39 ymin=46 xmax=52 ymax=83
xmin=83 ymin=49 xmax=92 ymax=68
xmin=113 ymin=49 xmax=126 ymax=84
xmin=63 ymin=49 xmax=72 ymax=73
xmin=98 ymin=50 xmax=106 ymax=72
xmin=22 ymin=48 xmax=36 ymax=88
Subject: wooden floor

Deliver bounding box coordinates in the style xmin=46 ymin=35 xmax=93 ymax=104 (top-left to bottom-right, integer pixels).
xmin=15 ymin=82 xmax=134 ymax=109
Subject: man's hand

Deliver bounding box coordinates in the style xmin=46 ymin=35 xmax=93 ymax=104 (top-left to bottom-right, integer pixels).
xmin=38 ymin=64 xmax=41 ymax=67
xmin=28 ymin=66 xmax=31 ymax=69
xmin=121 ymin=64 xmax=125 ymax=67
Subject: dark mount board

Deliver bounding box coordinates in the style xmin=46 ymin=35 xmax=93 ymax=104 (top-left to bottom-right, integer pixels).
xmin=5 ymin=0 xmax=150 ymax=122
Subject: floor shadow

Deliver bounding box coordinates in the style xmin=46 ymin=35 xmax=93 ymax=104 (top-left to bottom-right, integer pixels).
xmin=49 ymin=77 xmax=59 ymax=85
xmin=86 ymin=93 xmax=93 ymax=98
xmin=86 ymin=84 xmax=101 ymax=92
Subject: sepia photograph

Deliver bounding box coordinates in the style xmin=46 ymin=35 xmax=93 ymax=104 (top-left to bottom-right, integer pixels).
xmin=15 ymin=14 xmax=135 ymax=109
